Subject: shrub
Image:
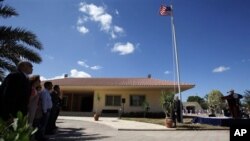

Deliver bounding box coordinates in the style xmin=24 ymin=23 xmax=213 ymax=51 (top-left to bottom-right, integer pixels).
xmin=0 ymin=112 xmax=37 ymax=141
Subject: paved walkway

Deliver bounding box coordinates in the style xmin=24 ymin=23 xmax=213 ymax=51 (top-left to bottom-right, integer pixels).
xmin=58 ymin=116 xmax=170 ymax=131
xmin=46 ymin=116 xmax=230 ymax=141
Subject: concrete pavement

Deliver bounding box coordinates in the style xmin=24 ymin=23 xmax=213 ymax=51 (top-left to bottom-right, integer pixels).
xmin=58 ymin=116 xmax=171 ymax=131
xmin=46 ymin=116 xmax=230 ymax=141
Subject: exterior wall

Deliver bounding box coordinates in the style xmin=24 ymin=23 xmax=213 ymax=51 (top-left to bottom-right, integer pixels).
xmin=93 ymin=89 xmax=166 ymax=113
xmin=60 ymin=88 xmax=176 ymax=113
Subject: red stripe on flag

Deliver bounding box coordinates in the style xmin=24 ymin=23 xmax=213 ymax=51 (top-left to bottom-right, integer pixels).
xmin=159 ymin=5 xmax=171 ymax=16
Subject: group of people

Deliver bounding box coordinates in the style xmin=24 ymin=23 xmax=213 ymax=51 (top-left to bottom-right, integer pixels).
xmin=0 ymin=61 xmax=62 ymax=141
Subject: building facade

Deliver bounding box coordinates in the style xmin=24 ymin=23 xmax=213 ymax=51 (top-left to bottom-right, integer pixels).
xmin=47 ymin=77 xmax=194 ymax=114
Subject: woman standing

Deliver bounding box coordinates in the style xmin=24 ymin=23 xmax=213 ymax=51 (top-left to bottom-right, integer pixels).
xmin=28 ymin=75 xmax=41 ymax=126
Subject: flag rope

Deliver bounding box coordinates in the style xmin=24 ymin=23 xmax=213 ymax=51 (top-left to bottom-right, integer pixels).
xmin=170 ymin=4 xmax=183 ymax=123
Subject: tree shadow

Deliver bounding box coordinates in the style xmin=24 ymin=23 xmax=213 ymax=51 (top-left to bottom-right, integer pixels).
xmin=48 ymin=125 xmax=111 ymax=140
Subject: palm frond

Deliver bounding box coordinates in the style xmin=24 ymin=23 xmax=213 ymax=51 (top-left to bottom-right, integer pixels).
xmin=0 ymin=43 xmax=21 ymax=64
xmin=0 ymin=70 xmax=5 ymax=81
xmin=0 ymin=3 xmax=18 ymax=18
xmin=13 ymin=45 xmax=42 ymax=63
xmin=0 ymin=57 xmax=16 ymax=71
xmin=0 ymin=58 xmax=16 ymax=81
xmin=0 ymin=64 xmax=6 ymax=81
xmin=0 ymin=1 xmax=43 ymax=80
xmin=0 ymin=26 xmax=43 ymax=50
xmin=0 ymin=43 xmax=42 ymax=64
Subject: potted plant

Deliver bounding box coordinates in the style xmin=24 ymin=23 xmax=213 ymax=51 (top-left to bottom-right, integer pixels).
xmin=160 ymin=91 xmax=175 ymax=128
xmin=94 ymin=93 xmax=101 ymax=121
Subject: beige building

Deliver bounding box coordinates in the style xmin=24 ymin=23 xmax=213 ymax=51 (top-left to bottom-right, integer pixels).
xmin=48 ymin=77 xmax=194 ymax=114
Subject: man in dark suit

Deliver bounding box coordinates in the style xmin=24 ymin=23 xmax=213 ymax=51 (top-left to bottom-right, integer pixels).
xmin=46 ymin=85 xmax=62 ymax=133
xmin=0 ymin=61 xmax=33 ymax=121
xmin=221 ymin=89 xmax=243 ymax=118
xmin=174 ymin=97 xmax=182 ymax=123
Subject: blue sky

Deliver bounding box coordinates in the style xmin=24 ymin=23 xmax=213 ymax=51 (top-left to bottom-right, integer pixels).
xmin=2 ymin=0 xmax=250 ymax=101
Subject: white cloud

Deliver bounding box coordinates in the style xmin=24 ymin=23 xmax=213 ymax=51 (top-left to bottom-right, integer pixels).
xmin=40 ymin=74 xmax=64 ymax=81
xmin=40 ymin=76 xmax=48 ymax=81
xmin=111 ymin=42 xmax=135 ymax=55
xmin=77 ymin=25 xmax=89 ymax=34
xmin=110 ymin=31 xmax=116 ymax=39
xmin=114 ymin=26 xmax=123 ymax=33
xmin=78 ymin=2 xmax=124 ymax=38
xmin=78 ymin=60 xmax=102 ymax=71
xmin=115 ymin=9 xmax=119 ymax=15
xmin=79 ymin=3 xmax=105 ymax=18
xmin=45 ymin=55 xmax=54 ymax=60
xmin=77 ymin=16 xmax=89 ymax=24
xmin=40 ymin=69 xmax=91 ymax=81
xmin=111 ymin=26 xmax=124 ymax=39
xmin=70 ymin=69 xmax=91 ymax=78
xmin=77 ymin=60 xmax=89 ymax=68
xmin=164 ymin=71 xmax=171 ymax=74
xmin=90 ymin=65 xmax=102 ymax=70
xmin=79 ymin=3 xmax=112 ymax=31
xmin=97 ymin=14 xmax=112 ymax=31
xmin=241 ymin=59 xmax=250 ymax=63
xmin=212 ymin=66 xmax=230 ymax=73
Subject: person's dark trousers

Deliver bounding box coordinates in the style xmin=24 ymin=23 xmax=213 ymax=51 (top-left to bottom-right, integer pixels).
xmin=35 ymin=110 xmax=50 ymax=140
xmin=176 ymin=110 xmax=182 ymax=123
xmin=46 ymin=107 xmax=58 ymax=133
xmin=51 ymin=108 xmax=60 ymax=129
xmin=54 ymin=108 xmax=60 ymax=127
xmin=171 ymin=111 xmax=177 ymax=128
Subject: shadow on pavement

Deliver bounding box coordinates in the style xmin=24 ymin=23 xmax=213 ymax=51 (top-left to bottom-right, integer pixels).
xmin=48 ymin=127 xmax=111 ymax=140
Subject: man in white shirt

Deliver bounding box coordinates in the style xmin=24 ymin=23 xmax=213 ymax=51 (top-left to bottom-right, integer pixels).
xmin=35 ymin=81 xmax=53 ymax=141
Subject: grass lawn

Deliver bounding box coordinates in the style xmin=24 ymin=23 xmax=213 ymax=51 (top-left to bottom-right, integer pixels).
xmin=121 ymin=117 xmax=229 ymax=130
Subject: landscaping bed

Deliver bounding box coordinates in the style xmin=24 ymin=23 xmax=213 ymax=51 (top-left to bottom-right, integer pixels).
xmin=121 ymin=117 xmax=229 ymax=130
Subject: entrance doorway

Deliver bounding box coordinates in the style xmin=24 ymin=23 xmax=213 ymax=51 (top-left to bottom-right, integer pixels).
xmin=80 ymin=93 xmax=94 ymax=112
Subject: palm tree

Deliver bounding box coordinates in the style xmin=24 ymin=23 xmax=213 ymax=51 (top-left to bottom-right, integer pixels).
xmin=0 ymin=0 xmax=43 ymax=81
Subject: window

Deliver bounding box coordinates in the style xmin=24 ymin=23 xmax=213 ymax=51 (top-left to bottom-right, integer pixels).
xmin=105 ymin=95 xmax=121 ymax=106
xmin=130 ymin=95 xmax=145 ymax=106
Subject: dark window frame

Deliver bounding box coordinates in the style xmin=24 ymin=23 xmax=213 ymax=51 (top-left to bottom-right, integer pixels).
xmin=130 ymin=95 xmax=146 ymax=106
xmin=105 ymin=95 xmax=121 ymax=106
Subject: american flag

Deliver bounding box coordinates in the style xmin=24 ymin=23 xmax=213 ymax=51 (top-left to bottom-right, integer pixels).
xmin=159 ymin=5 xmax=172 ymax=16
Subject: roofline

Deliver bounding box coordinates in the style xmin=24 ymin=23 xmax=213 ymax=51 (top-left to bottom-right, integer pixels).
xmin=58 ymin=85 xmax=195 ymax=93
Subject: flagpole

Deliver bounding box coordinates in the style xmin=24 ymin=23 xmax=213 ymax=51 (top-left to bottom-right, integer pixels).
xmin=170 ymin=4 xmax=183 ymax=123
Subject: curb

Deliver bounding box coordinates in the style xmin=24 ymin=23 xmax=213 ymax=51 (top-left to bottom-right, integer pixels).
xmin=118 ymin=128 xmax=175 ymax=131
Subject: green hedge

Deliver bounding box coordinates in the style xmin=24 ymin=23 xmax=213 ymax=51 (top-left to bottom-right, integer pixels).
xmin=121 ymin=112 xmax=165 ymax=118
